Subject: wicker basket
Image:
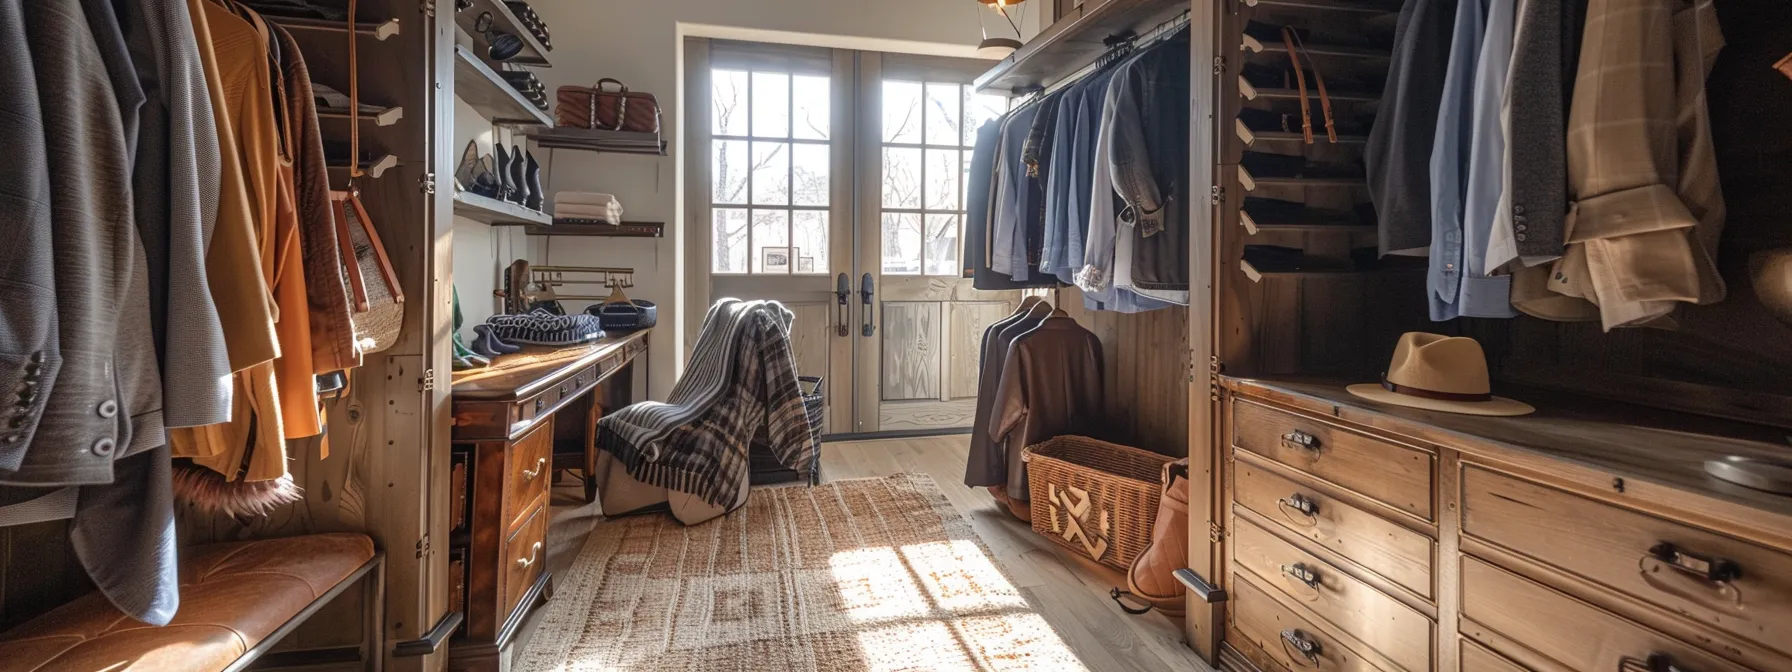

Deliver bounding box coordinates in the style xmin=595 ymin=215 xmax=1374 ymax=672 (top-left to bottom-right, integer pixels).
xmin=1023 ymin=436 xmax=1173 ymax=571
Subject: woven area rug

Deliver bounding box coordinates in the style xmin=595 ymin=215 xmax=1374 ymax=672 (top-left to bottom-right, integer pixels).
xmin=516 ymin=474 xmax=1087 ymax=671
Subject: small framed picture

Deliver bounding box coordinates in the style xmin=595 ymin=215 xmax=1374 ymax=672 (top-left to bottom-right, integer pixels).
xmin=797 ymin=257 xmax=816 ymax=273
xmin=762 ymin=247 xmax=792 ymax=273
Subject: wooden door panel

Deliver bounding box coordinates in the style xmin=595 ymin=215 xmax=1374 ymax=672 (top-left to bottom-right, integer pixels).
xmin=882 ymin=302 xmax=941 ymax=401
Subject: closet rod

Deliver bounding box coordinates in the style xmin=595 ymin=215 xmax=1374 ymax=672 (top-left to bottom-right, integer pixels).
xmin=265 ymin=16 xmax=401 ymax=41
xmin=1018 ymin=8 xmax=1192 ymax=99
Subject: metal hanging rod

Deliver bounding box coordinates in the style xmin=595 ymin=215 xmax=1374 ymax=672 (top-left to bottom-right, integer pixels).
xmin=1014 ymin=8 xmax=1194 ymax=99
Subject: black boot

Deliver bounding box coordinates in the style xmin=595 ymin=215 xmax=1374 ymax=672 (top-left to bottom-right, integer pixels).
xmin=494 ymin=143 xmax=515 ymax=203
xmin=524 ymin=150 xmax=544 ymax=211
xmin=509 ymin=144 xmax=528 ymax=205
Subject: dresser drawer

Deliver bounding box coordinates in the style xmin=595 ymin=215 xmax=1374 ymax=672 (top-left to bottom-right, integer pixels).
xmin=502 ymin=504 xmax=549 ymax=622
xmin=504 ymin=421 xmax=554 ymax=532
xmin=1231 ymin=576 xmax=1393 ymax=672
xmin=1235 ymin=458 xmax=1433 ymax=598
xmin=1461 ymin=556 xmax=1754 ymax=672
xmin=1460 ymin=639 xmax=1527 ymax=672
xmin=1233 ymin=400 xmax=1433 ymax=519
xmin=1233 ymin=517 xmax=1431 ymax=672
xmin=1462 ymin=466 xmax=1792 ymax=659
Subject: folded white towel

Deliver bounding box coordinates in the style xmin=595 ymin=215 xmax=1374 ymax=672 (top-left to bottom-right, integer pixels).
xmin=555 ymin=203 xmax=623 ymax=221
xmin=554 ymin=191 xmax=621 ymax=207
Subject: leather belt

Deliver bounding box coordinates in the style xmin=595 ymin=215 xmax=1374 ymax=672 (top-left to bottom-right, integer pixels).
xmin=1281 ymin=26 xmax=1338 ymax=144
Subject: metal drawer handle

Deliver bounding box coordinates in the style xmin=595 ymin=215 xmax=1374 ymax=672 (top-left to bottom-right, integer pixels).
xmin=1280 ymin=562 xmax=1322 ymax=599
xmin=1277 ymin=492 xmax=1320 ymax=526
xmin=1640 ymin=542 xmax=1744 ymax=610
xmin=1620 ymin=653 xmax=1692 ymax=672
xmin=1281 ymin=429 xmax=1322 ymax=455
xmin=1279 ymin=629 xmax=1322 ymax=667
xmin=521 ymin=457 xmax=547 ymax=481
xmin=516 ymin=541 xmax=543 ymax=569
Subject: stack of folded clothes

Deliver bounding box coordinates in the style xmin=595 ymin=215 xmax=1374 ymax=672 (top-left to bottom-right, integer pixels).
xmin=553 ymin=192 xmax=624 ymax=223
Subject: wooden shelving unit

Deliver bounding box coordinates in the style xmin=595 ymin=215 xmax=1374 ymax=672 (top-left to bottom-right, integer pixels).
xmin=1237 ymin=165 xmax=1365 ymax=191
xmin=317 ymin=106 xmax=405 ymax=127
xmin=972 ymin=0 xmax=1189 ymax=93
xmin=266 ymin=15 xmax=401 ymax=40
xmin=1240 ymin=80 xmax=1380 ymax=103
xmin=453 ymin=191 xmax=550 ymax=226
xmin=327 ymin=153 xmax=400 ymax=178
xmin=525 ymin=127 xmax=667 ymax=156
xmin=1240 ymin=0 xmax=1400 ymax=13
xmin=524 ymin=221 xmax=665 ymax=238
xmin=456 ymin=0 xmax=554 ymax=67
xmin=454 ymin=45 xmax=552 ymax=127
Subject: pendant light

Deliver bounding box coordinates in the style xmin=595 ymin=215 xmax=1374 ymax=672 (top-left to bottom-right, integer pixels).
xmin=975 ymin=0 xmax=1026 ymax=59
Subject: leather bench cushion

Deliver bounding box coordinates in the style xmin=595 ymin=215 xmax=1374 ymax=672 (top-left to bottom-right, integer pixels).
xmin=0 ymin=532 xmax=375 ymax=672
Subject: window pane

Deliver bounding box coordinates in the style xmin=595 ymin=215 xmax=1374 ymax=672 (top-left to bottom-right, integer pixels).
xmin=713 ymin=140 xmax=748 ymax=205
xmin=882 ymin=81 xmax=922 ymax=143
xmin=964 ymin=89 xmax=1007 ymax=146
xmin=792 ymin=75 xmax=830 ymax=140
xmin=924 ymin=83 xmax=960 ymax=147
xmin=751 ymin=210 xmax=791 ymax=274
xmin=712 ymin=70 xmax=748 ymax=136
xmin=751 ymin=72 xmax=789 ymax=138
xmin=750 ymin=141 xmax=789 ymax=205
xmin=712 ymin=208 xmax=749 ymax=273
xmin=882 ymin=147 xmax=921 ymax=208
xmin=792 ymin=143 xmax=829 ymax=207
xmin=960 ymin=150 xmax=973 ymax=211
xmin=792 ymin=211 xmax=828 ymax=274
xmin=881 ymin=213 xmax=922 ymax=275
xmin=925 ymin=214 xmax=960 ymax=276
xmin=924 ymin=149 xmax=958 ymax=211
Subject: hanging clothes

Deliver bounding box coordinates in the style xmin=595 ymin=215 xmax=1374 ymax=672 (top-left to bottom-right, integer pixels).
xmin=1367 ymin=0 xmax=1459 ymax=257
xmin=965 ymin=300 xmax=1051 ymax=489
xmin=991 ymin=101 xmax=1041 ymax=279
xmin=989 ymin=315 xmax=1104 ymax=500
xmin=1079 ymin=44 xmax=1185 ymax=309
xmin=1111 ymin=29 xmax=1192 ymax=296
xmin=1429 ymin=0 xmax=1519 ymax=320
xmin=275 ymin=24 xmax=359 ymax=376
xmin=1487 ymin=0 xmax=1590 ymax=273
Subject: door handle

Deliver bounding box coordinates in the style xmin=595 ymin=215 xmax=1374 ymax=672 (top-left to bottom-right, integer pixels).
xmin=859 ymin=273 xmax=877 ymax=337
xmin=834 ymin=273 xmax=851 ymax=338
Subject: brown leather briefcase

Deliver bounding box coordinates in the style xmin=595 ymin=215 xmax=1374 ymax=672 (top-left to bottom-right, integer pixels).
xmin=555 ymin=78 xmax=661 ymax=133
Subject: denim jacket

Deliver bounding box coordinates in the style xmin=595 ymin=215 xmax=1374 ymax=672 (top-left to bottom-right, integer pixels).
xmin=1108 ymin=31 xmax=1191 ymax=292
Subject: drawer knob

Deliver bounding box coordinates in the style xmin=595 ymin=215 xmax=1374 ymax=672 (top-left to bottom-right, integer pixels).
xmin=1277 ymin=492 xmax=1320 ymax=525
xmin=1279 ymin=629 xmax=1322 ymax=666
xmin=521 ymin=457 xmax=547 ymax=481
xmin=1621 ymin=653 xmax=1691 ymax=672
xmin=516 ymin=541 xmax=543 ymax=569
xmin=1280 ymin=562 xmax=1322 ymax=594
xmin=1280 ymin=429 xmax=1322 ymax=455
xmin=1642 ymin=542 xmax=1744 ymax=609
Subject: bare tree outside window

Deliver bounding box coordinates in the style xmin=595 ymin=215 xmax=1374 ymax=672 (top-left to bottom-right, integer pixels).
xmin=880 ymin=81 xmax=1007 ymax=276
xmin=712 ymin=69 xmax=830 ymax=274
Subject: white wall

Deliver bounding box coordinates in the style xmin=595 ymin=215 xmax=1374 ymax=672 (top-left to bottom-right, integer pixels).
xmin=452 ymin=96 xmax=531 ymax=339
xmin=489 ymin=0 xmax=1032 ymax=397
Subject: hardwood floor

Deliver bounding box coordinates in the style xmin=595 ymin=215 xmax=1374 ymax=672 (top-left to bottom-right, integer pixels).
xmin=504 ymin=435 xmax=1212 ymax=672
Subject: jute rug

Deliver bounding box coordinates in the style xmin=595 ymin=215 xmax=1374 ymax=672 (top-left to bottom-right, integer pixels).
xmin=516 ymin=474 xmax=1087 ymax=671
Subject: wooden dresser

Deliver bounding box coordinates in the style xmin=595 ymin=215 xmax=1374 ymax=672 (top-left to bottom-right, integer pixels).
xmin=1214 ymin=377 xmax=1792 ymax=672
xmin=446 ymin=329 xmax=649 ymax=671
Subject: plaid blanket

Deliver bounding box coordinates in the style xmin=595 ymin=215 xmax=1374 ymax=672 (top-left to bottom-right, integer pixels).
xmin=596 ymin=299 xmax=811 ymax=508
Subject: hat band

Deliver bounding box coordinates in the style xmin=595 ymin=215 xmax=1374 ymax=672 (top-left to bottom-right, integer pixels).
xmin=1381 ymin=374 xmax=1493 ymax=403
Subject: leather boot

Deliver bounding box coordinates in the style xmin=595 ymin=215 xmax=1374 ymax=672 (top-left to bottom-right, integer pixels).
xmin=1125 ymin=459 xmax=1189 ymax=616
xmin=494 ymin=143 xmax=515 ymax=203
xmin=509 ymin=144 xmax=529 ymax=205
xmin=524 ymin=150 xmax=544 ymax=211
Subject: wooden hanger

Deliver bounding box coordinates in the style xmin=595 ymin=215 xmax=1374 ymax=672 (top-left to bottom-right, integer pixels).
xmin=1013 ymin=295 xmax=1045 ymax=316
xmin=1049 ymin=286 xmax=1070 ymax=318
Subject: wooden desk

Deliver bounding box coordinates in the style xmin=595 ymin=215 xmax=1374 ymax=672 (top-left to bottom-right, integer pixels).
xmin=446 ymin=329 xmax=649 ymax=671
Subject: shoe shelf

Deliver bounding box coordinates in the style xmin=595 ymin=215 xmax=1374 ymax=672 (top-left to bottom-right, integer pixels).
xmin=1238 ymin=257 xmax=1423 ymax=281
xmin=524 ymin=221 xmax=665 ymax=238
xmin=453 ymin=190 xmax=551 ymax=226
xmin=1240 ymin=79 xmax=1381 ymax=103
xmin=1242 ymin=34 xmax=1391 ymax=59
xmin=1237 ymin=165 xmax=1366 ymax=191
xmin=1235 ymin=119 xmax=1367 ymax=147
xmin=316 ymin=106 xmax=405 ymax=127
xmin=266 ymin=16 xmax=401 ymax=41
xmin=327 ymin=153 xmax=400 ymax=179
xmin=525 ymin=127 xmax=667 ymax=156
xmin=1238 ymin=0 xmax=1400 ymax=13
xmin=454 ymin=45 xmax=552 ymax=127
xmin=456 ymin=0 xmax=553 ymax=68
xmin=1240 ymin=211 xmax=1375 ymax=235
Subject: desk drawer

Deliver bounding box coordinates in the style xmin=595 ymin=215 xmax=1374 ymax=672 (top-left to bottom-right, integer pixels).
xmin=1460 ymin=639 xmax=1527 ymax=672
xmin=1232 ymin=517 xmax=1431 ymax=672
xmin=502 ymin=504 xmax=548 ymax=623
xmin=1232 ymin=576 xmax=1392 ymax=672
xmin=1461 ymin=556 xmax=1754 ymax=672
xmin=1233 ymin=400 xmax=1433 ymax=519
xmin=505 ymin=421 xmax=553 ymax=532
xmin=1462 ymin=466 xmax=1792 ymax=659
xmin=1235 ymin=459 xmax=1433 ymax=598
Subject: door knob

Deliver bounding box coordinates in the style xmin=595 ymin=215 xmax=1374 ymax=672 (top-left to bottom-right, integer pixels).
xmin=859 ymin=273 xmax=877 ymax=337
xmin=835 ymin=273 xmax=851 ymax=337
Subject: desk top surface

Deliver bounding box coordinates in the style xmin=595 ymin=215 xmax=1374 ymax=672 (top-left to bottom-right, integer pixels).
xmin=451 ymin=328 xmax=650 ymax=401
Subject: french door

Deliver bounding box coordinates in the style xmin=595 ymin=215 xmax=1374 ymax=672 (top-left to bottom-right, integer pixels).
xmin=687 ymin=39 xmax=1016 ymax=436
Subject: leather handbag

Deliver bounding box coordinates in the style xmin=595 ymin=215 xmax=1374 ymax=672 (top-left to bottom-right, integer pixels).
xmin=555 ymin=78 xmax=661 ymax=133
xmin=331 ymin=0 xmax=404 ymax=355
xmin=1114 ymin=458 xmax=1190 ymax=616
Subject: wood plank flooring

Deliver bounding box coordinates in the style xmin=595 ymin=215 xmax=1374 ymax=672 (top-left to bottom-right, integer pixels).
xmin=505 ymin=436 xmax=1212 ymax=672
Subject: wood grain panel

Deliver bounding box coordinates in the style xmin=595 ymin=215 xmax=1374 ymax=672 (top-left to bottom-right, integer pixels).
xmin=1462 ymin=465 xmax=1792 ymax=659
xmin=1229 ymin=576 xmax=1396 ymax=672
xmin=1461 ymin=557 xmax=1758 ymax=672
xmin=878 ymin=399 xmax=976 ymax=431
xmin=783 ymin=301 xmax=834 ymax=383
xmin=1460 ymin=639 xmax=1528 ymax=672
xmin=1232 ymin=516 xmax=1432 ymax=672
xmin=947 ymin=302 xmax=1014 ymax=399
xmin=1234 ymin=458 xmax=1434 ymax=599
xmin=882 ymin=302 xmax=941 ymax=401
xmin=1234 ymin=399 xmax=1433 ymax=519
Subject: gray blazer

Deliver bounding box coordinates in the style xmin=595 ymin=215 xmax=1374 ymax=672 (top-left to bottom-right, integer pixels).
xmin=0 ymin=0 xmax=61 ymax=474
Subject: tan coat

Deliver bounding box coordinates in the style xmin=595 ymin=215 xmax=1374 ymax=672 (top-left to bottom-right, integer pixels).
xmin=1512 ymin=0 xmax=1726 ymax=329
xmin=990 ymin=317 xmax=1105 ymax=498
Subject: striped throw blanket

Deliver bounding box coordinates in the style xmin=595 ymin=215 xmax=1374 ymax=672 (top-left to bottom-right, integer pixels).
xmin=596 ymin=299 xmax=812 ymax=508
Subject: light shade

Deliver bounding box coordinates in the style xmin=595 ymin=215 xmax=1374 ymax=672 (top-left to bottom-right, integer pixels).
xmin=976 ymin=37 xmax=1022 ymax=59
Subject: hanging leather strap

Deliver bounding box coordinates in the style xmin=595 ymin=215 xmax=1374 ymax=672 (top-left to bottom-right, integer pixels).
xmin=1280 ymin=27 xmax=1314 ymax=144
xmin=331 ymin=194 xmax=371 ymax=312
xmin=1284 ymin=27 xmax=1338 ymax=143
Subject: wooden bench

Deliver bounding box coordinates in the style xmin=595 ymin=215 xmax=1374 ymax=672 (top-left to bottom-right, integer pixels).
xmin=0 ymin=533 xmax=384 ymax=672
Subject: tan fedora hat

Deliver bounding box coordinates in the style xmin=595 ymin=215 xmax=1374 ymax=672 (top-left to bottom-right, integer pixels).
xmin=1347 ymin=333 xmax=1534 ymax=416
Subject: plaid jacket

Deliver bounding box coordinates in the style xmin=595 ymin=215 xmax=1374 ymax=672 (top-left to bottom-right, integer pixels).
xmin=597 ymin=305 xmax=810 ymax=508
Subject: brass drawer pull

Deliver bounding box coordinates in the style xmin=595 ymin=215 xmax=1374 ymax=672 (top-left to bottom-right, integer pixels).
xmin=1280 ymin=562 xmax=1322 ymax=597
xmin=516 ymin=541 xmax=543 ymax=569
xmin=521 ymin=457 xmax=547 ymax=481
xmin=1279 ymin=628 xmax=1322 ymax=667
xmin=1281 ymin=429 xmax=1322 ymax=454
xmin=1640 ymin=542 xmax=1744 ymax=609
xmin=1277 ymin=492 xmax=1320 ymax=526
